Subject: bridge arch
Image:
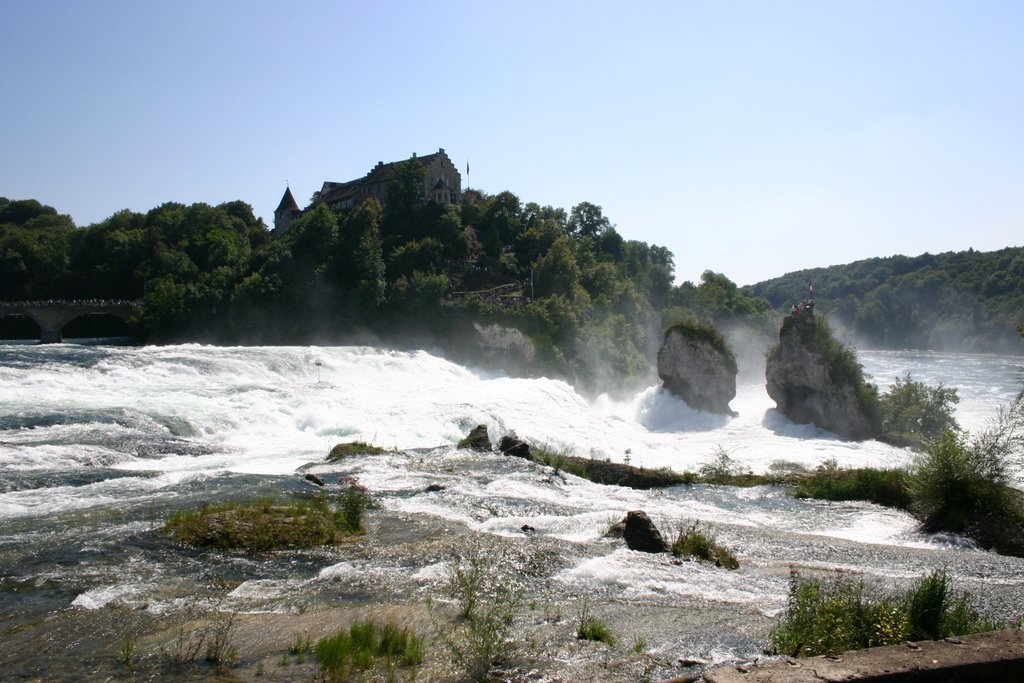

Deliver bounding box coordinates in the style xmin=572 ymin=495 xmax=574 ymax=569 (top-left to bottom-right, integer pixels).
xmin=0 ymin=313 xmax=41 ymax=341
xmin=0 ymin=301 xmax=141 ymax=343
xmin=62 ymin=313 xmax=132 ymax=339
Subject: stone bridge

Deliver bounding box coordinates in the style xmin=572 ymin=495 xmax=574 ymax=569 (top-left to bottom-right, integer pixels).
xmin=0 ymin=300 xmax=142 ymax=343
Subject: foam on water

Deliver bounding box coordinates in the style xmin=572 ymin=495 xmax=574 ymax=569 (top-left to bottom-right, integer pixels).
xmin=2 ymin=342 xmax=1022 ymax=605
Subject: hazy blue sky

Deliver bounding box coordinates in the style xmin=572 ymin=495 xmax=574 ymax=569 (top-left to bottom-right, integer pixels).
xmin=3 ymin=1 xmax=1022 ymax=285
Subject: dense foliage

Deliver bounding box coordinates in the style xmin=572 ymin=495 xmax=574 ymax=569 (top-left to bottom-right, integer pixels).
xmin=770 ymin=569 xmax=997 ymax=657
xmin=793 ymin=459 xmax=912 ymax=509
xmin=879 ymin=374 xmax=959 ymax=443
xmin=0 ymin=191 xmax=771 ymax=391
xmin=910 ymin=390 xmax=1024 ymax=544
xmin=748 ymin=249 xmax=1024 ymax=353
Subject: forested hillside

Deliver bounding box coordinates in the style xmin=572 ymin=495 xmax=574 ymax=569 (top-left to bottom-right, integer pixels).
xmin=6 ymin=178 xmax=1021 ymax=393
xmin=4 ymin=167 xmax=742 ymax=392
xmin=747 ymin=249 xmax=1024 ymax=354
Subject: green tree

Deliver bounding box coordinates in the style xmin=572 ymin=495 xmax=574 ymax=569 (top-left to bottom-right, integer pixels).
xmin=567 ymin=201 xmax=610 ymax=240
xmin=879 ymin=374 xmax=960 ymax=441
xmin=534 ymin=235 xmax=585 ymax=301
xmin=342 ymin=198 xmax=386 ymax=309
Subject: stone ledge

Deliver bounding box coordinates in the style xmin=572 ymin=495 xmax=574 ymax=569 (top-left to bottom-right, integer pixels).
xmin=701 ymin=629 xmax=1024 ymax=683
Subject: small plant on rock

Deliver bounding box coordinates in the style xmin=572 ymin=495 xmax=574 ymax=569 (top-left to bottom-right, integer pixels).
xmin=698 ymin=446 xmax=741 ymax=484
xmin=440 ymin=543 xmax=525 ymax=680
xmin=671 ymin=521 xmax=739 ymax=569
xmin=576 ymin=597 xmax=616 ymax=646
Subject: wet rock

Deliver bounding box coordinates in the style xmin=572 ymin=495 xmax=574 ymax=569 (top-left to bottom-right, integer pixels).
xmin=327 ymin=441 xmax=385 ymax=461
xmin=472 ymin=322 xmax=536 ymax=365
xmin=658 ymin=322 xmax=738 ymax=416
xmin=765 ymin=314 xmax=880 ymax=440
xmin=623 ymin=510 xmax=669 ymax=553
xmin=304 ymin=473 xmax=325 ymax=487
xmin=604 ymin=519 xmax=626 ymax=538
xmin=458 ymin=424 xmax=492 ymax=451
xmin=499 ymin=434 xmax=532 ymax=459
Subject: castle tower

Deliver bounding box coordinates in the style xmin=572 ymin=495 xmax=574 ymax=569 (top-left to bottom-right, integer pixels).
xmin=274 ymin=186 xmax=300 ymax=235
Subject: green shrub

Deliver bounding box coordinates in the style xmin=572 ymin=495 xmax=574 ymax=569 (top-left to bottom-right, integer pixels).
xmin=441 ymin=543 xmax=524 ymax=680
xmin=793 ymin=459 xmax=912 ymax=509
xmin=671 ymin=522 xmax=739 ymax=569
xmin=315 ymin=619 xmax=424 ymax=680
xmin=337 ymin=482 xmax=371 ymax=534
xmin=770 ymin=570 xmax=998 ymax=657
xmin=911 ymin=430 xmax=1018 ymax=531
xmin=577 ymin=617 xmax=615 ymax=645
xmin=879 ymin=374 xmax=960 ymax=442
xmin=697 ymin=446 xmax=741 ymax=484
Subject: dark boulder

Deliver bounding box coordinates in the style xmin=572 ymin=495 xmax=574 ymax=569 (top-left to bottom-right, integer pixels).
xmin=499 ymin=434 xmax=532 ymax=459
xmin=623 ymin=510 xmax=669 ymax=553
xmin=457 ymin=424 xmax=492 ymax=451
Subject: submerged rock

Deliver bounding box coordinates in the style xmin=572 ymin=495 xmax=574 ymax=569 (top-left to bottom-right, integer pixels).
xmin=658 ymin=322 xmax=738 ymax=416
xmin=458 ymin=424 xmax=492 ymax=451
xmin=765 ymin=313 xmax=880 ymax=440
xmin=623 ymin=510 xmax=669 ymax=553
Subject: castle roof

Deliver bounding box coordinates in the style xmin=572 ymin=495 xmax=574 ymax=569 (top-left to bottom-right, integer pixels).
xmin=318 ymin=150 xmax=450 ymax=207
xmin=276 ymin=186 xmax=299 ymax=213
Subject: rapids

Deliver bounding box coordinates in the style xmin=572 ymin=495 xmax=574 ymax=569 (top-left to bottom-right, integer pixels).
xmin=1 ymin=343 xmax=1022 ymax=678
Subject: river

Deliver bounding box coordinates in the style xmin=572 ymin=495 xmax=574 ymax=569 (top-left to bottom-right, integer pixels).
xmin=1 ymin=343 xmax=1022 ymax=679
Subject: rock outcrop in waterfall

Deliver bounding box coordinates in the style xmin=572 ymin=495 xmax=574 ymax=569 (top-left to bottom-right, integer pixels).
xmin=765 ymin=306 xmax=881 ymax=440
xmin=657 ymin=321 xmax=738 ymax=416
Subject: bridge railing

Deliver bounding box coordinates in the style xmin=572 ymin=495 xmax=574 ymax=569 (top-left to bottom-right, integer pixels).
xmin=0 ymin=299 xmax=143 ymax=309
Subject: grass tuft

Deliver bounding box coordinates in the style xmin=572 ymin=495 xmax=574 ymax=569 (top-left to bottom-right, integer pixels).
xmin=315 ymin=619 xmax=424 ymax=680
xmin=670 ymin=521 xmax=739 ymax=569
xmin=576 ymin=597 xmax=616 ymax=645
xmin=166 ymin=486 xmax=369 ymax=552
xmin=327 ymin=441 xmax=385 ymax=461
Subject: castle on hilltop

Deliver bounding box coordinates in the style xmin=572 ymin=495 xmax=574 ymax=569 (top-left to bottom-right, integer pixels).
xmin=274 ymin=148 xmax=462 ymax=235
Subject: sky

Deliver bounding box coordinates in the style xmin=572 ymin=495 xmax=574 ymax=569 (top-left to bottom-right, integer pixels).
xmin=2 ymin=0 xmax=1022 ymax=286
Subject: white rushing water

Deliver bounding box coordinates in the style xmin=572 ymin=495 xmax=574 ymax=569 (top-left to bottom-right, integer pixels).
xmin=0 ymin=344 xmax=1021 ymax=520
xmin=1 ymin=342 xmax=1023 ymax=656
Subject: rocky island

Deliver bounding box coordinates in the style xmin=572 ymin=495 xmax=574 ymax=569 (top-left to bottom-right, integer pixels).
xmin=657 ymin=320 xmax=738 ymax=416
xmin=765 ymin=303 xmax=881 ymax=440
